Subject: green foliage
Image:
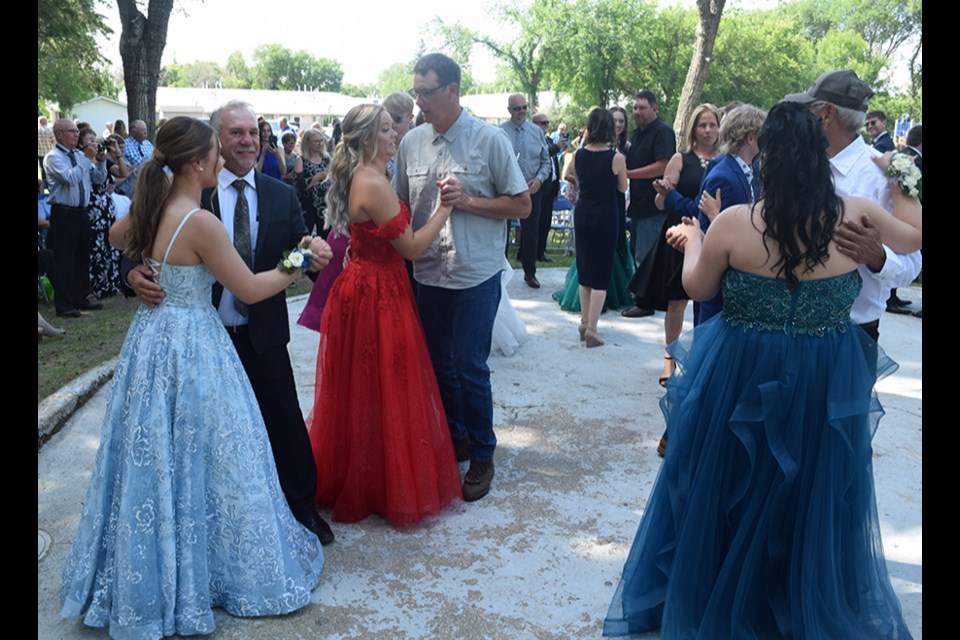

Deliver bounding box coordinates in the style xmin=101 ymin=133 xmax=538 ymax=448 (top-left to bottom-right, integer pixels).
xmin=251 ymin=44 xmax=343 ymax=91
xmin=812 ymin=29 xmax=886 ymax=88
xmin=160 ymin=60 xmax=225 ymax=88
xmin=38 ymin=0 xmax=112 ymax=110
xmin=224 ymin=51 xmax=252 ymax=89
xmin=870 ymin=91 xmax=921 ymax=126
xmin=340 ymin=83 xmax=376 ymax=98
xmin=705 ymin=10 xmax=813 ymax=110
xmin=377 ymin=62 xmax=413 ymax=96
xmin=434 ymin=0 xmax=563 ymax=108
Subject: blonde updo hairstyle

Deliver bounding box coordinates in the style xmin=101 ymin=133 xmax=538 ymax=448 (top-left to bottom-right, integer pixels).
xmin=125 ymin=116 xmax=216 ymax=260
xmin=324 ymin=104 xmax=388 ymax=235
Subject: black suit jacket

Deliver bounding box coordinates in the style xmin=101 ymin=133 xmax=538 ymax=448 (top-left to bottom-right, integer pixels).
xmin=203 ymin=171 xmax=308 ymax=353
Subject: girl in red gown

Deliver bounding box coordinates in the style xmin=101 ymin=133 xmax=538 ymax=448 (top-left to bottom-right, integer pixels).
xmin=309 ymin=105 xmax=462 ymax=528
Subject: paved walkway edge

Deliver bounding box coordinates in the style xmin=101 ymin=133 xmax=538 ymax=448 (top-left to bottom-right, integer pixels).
xmin=38 ymin=358 xmax=117 ymax=449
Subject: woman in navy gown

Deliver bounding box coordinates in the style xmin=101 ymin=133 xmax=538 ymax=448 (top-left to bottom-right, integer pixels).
xmin=61 ymin=117 xmax=323 ymax=640
xmin=603 ymin=102 xmax=921 ymax=638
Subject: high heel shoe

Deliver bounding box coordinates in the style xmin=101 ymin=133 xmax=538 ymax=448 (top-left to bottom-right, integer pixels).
xmin=658 ymin=354 xmax=674 ymax=388
xmin=584 ymin=328 xmax=605 ymax=348
xmin=578 ymin=322 xmax=588 ymax=342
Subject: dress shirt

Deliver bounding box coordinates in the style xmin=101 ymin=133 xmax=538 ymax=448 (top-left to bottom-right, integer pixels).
xmin=216 ymin=167 xmax=260 ymax=327
xmin=43 ymin=144 xmax=107 ymax=207
xmin=499 ymin=119 xmax=551 ymax=183
xmin=393 ymin=109 xmax=528 ymax=289
xmin=733 ymin=154 xmax=756 ymax=202
xmin=830 ymin=135 xmax=922 ymax=324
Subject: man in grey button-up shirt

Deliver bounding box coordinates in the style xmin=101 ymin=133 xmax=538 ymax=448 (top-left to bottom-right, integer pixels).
xmin=394 ymin=53 xmax=529 ymax=502
xmin=44 ymin=121 xmax=108 ymax=316
xmin=500 ymin=93 xmax=551 ymax=288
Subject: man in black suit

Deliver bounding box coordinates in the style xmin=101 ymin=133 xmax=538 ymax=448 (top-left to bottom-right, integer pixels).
xmin=126 ymin=100 xmax=336 ymax=545
xmin=866 ymin=110 xmax=895 ymax=153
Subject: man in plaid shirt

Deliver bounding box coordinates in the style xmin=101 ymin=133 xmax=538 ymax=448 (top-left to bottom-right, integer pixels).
xmin=118 ymin=119 xmax=154 ymax=196
xmin=38 ymin=116 xmax=55 ymax=186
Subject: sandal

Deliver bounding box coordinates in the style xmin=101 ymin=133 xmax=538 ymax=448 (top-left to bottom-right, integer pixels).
xmin=658 ymin=354 xmax=674 ymax=388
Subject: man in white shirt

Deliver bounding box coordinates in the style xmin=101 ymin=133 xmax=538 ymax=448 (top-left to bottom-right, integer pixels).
xmin=785 ymin=70 xmax=922 ymax=341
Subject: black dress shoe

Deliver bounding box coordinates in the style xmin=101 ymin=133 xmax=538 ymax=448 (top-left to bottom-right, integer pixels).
xmin=56 ymin=309 xmax=82 ymax=318
xmin=621 ymin=305 xmax=655 ymax=318
xmin=537 ymin=255 xmax=552 ymax=263
xmin=885 ymin=303 xmax=911 ymax=315
xmin=889 ymin=295 xmax=912 ymax=307
xmin=78 ymin=301 xmax=104 ymax=311
xmin=298 ymin=510 xmax=335 ymax=545
xmin=524 ymin=274 xmax=541 ymax=289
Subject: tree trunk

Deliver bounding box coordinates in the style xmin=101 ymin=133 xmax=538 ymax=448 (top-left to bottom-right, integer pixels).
xmin=117 ymin=0 xmax=174 ymax=139
xmin=672 ymin=0 xmax=725 ymax=149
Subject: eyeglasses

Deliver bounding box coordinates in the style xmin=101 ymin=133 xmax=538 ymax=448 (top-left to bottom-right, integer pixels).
xmin=409 ymin=82 xmax=451 ymax=99
xmin=533 ymin=120 xmax=549 ymax=126
xmin=865 ymin=119 xmax=881 ymax=127
xmin=510 ymin=105 xmax=529 ymax=112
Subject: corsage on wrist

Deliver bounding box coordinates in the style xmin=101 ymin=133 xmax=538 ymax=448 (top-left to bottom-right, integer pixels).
xmin=278 ymin=241 xmax=313 ymax=274
xmin=885 ymin=151 xmax=922 ymax=200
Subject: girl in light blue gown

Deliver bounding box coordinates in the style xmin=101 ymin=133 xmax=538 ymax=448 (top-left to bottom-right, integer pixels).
xmin=60 ymin=117 xmax=323 ymax=640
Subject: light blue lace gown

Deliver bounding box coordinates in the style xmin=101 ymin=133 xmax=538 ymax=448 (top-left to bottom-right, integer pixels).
xmin=60 ymin=210 xmax=323 ymax=640
xmin=604 ymin=269 xmax=912 ymax=639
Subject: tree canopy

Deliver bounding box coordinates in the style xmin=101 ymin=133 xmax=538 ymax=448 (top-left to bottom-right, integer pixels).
xmin=38 ymin=0 xmax=113 ymax=110
xmin=432 ymin=0 xmax=920 ymax=125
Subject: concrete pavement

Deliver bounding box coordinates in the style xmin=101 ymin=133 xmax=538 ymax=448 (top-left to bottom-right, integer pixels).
xmin=38 ymin=269 xmax=922 ymax=639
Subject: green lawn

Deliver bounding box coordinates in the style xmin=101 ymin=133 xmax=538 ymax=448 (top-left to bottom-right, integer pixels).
xmin=37 ymin=224 xmax=578 ymax=404
xmin=37 ymin=275 xmax=314 ymax=404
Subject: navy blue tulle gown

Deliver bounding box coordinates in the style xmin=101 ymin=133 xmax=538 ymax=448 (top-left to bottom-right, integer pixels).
xmin=604 ymin=268 xmax=912 ymax=639
xmin=60 ymin=210 xmax=323 ymax=640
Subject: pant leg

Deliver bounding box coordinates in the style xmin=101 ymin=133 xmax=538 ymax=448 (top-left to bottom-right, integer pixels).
xmin=627 ymin=217 xmax=639 ymax=265
xmin=230 ymin=332 xmax=318 ymax=517
xmin=48 ymin=206 xmax=81 ymax=312
xmin=418 ymin=284 xmax=466 ymax=443
xmin=450 ymin=274 xmax=501 ymax=462
xmin=633 ymin=213 xmax=666 ymax=270
xmin=518 ymin=190 xmax=542 ymax=276
xmin=537 ymin=186 xmax=555 ymax=258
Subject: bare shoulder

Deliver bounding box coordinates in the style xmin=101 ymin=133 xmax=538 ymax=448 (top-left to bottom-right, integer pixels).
xmin=714 ymin=203 xmax=752 ymax=226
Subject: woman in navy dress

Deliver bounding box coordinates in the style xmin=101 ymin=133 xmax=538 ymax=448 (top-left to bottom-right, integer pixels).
xmin=562 ymin=108 xmax=628 ymax=347
xmin=603 ymin=102 xmax=921 ymax=639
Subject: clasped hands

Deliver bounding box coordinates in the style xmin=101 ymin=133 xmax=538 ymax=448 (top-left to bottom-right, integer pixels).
xmin=665 ymin=216 xmax=703 ymax=253
xmin=435 ymin=175 xmax=462 ymax=211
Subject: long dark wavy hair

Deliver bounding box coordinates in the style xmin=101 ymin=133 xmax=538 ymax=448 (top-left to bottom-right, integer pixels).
xmin=756 ymin=101 xmax=844 ymax=286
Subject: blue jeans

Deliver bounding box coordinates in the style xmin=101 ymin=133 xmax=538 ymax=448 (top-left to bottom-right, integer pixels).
xmin=417 ymin=274 xmax=501 ymax=462
xmin=629 ymin=213 xmax=666 ymax=268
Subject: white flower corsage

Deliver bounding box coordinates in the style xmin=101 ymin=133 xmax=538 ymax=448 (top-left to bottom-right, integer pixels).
xmin=884 ymin=151 xmax=922 ymax=200
xmin=278 ymin=241 xmax=313 ymax=274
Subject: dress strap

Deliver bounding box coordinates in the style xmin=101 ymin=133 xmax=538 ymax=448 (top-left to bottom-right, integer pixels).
xmin=161 ymin=208 xmax=202 ymax=267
